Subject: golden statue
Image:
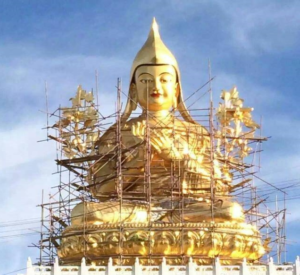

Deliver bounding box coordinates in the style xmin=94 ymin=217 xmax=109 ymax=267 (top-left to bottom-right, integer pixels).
xmin=57 ymin=18 xmax=265 ymax=265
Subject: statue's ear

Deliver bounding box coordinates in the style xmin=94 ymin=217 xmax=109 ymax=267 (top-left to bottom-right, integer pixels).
xmin=122 ymin=83 xmax=137 ymax=121
xmin=130 ymin=83 xmax=138 ymax=111
xmin=173 ymin=83 xmax=179 ymax=109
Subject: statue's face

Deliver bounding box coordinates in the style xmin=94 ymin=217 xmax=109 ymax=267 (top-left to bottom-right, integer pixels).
xmin=135 ymin=65 xmax=178 ymax=111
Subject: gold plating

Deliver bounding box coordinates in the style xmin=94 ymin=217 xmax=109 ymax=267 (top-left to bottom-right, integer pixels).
xmin=55 ymin=19 xmax=266 ymax=265
xmin=58 ymin=222 xmax=265 ymax=265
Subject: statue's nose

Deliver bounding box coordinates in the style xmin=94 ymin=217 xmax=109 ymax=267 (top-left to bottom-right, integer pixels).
xmin=152 ymin=79 xmax=162 ymax=91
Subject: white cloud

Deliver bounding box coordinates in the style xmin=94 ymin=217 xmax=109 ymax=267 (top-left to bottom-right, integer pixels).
xmin=0 ymin=118 xmax=53 ymax=170
xmin=142 ymin=1 xmax=300 ymax=55
xmin=0 ymin=43 xmax=128 ymax=99
xmin=218 ymin=2 xmax=300 ymax=54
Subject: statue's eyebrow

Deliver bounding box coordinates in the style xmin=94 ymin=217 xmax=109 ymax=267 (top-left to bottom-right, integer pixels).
xmin=138 ymin=73 xmax=152 ymax=78
xmin=159 ymin=72 xmax=174 ymax=76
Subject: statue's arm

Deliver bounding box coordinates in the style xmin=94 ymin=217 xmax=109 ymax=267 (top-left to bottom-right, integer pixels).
xmin=89 ymin=125 xmax=143 ymax=196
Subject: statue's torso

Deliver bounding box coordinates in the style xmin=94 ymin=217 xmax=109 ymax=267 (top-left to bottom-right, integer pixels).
xmin=89 ymin=115 xmax=228 ymax=203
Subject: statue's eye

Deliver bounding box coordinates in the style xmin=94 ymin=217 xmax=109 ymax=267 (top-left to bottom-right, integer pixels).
xmin=140 ymin=79 xmax=153 ymax=84
xmin=160 ymin=74 xmax=173 ymax=83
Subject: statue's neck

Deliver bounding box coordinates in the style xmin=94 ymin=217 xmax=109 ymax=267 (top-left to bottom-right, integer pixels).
xmin=141 ymin=110 xmax=174 ymax=121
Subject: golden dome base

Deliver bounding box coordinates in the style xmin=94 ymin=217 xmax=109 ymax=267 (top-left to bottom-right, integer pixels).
xmin=58 ymin=222 xmax=265 ymax=265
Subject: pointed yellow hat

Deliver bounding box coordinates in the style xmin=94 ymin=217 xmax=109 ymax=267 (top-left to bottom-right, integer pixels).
xmin=129 ymin=18 xmax=180 ymax=83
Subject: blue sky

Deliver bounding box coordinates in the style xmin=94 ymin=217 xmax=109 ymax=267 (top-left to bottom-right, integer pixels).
xmin=0 ymin=0 xmax=300 ymax=273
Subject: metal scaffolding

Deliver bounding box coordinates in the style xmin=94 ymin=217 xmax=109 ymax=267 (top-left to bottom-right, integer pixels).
xmin=34 ymin=78 xmax=287 ymax=266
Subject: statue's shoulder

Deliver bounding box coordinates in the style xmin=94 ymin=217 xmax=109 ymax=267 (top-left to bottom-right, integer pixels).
xmin=97 ymin=117 xmax=139 ymax=142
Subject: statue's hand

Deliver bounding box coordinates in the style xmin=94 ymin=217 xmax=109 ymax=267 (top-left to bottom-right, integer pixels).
xmin=131 ymin=121 xmax=182 ymax=160
xmin=131 ymin=120 xmax=146 ymax=137
xmin=150 ymin=129 xmax=182 ymax=159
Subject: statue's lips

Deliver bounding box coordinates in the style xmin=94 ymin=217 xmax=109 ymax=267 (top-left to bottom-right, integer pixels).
xmin=150 ymin=93 xmax=162 ymax=98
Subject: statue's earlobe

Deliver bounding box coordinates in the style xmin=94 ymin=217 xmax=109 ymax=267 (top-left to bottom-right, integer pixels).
xmin=173 ymin=83 xmax=179 ymax=109
xmin=121 ymin=83 xmax=138 ymax=121
xmin=130 ymin=83 xmax=138 ymax=111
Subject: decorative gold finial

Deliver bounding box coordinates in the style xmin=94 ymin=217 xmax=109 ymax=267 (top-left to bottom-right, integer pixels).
xmin=151 ymin=17 xmax=159 ymax=38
